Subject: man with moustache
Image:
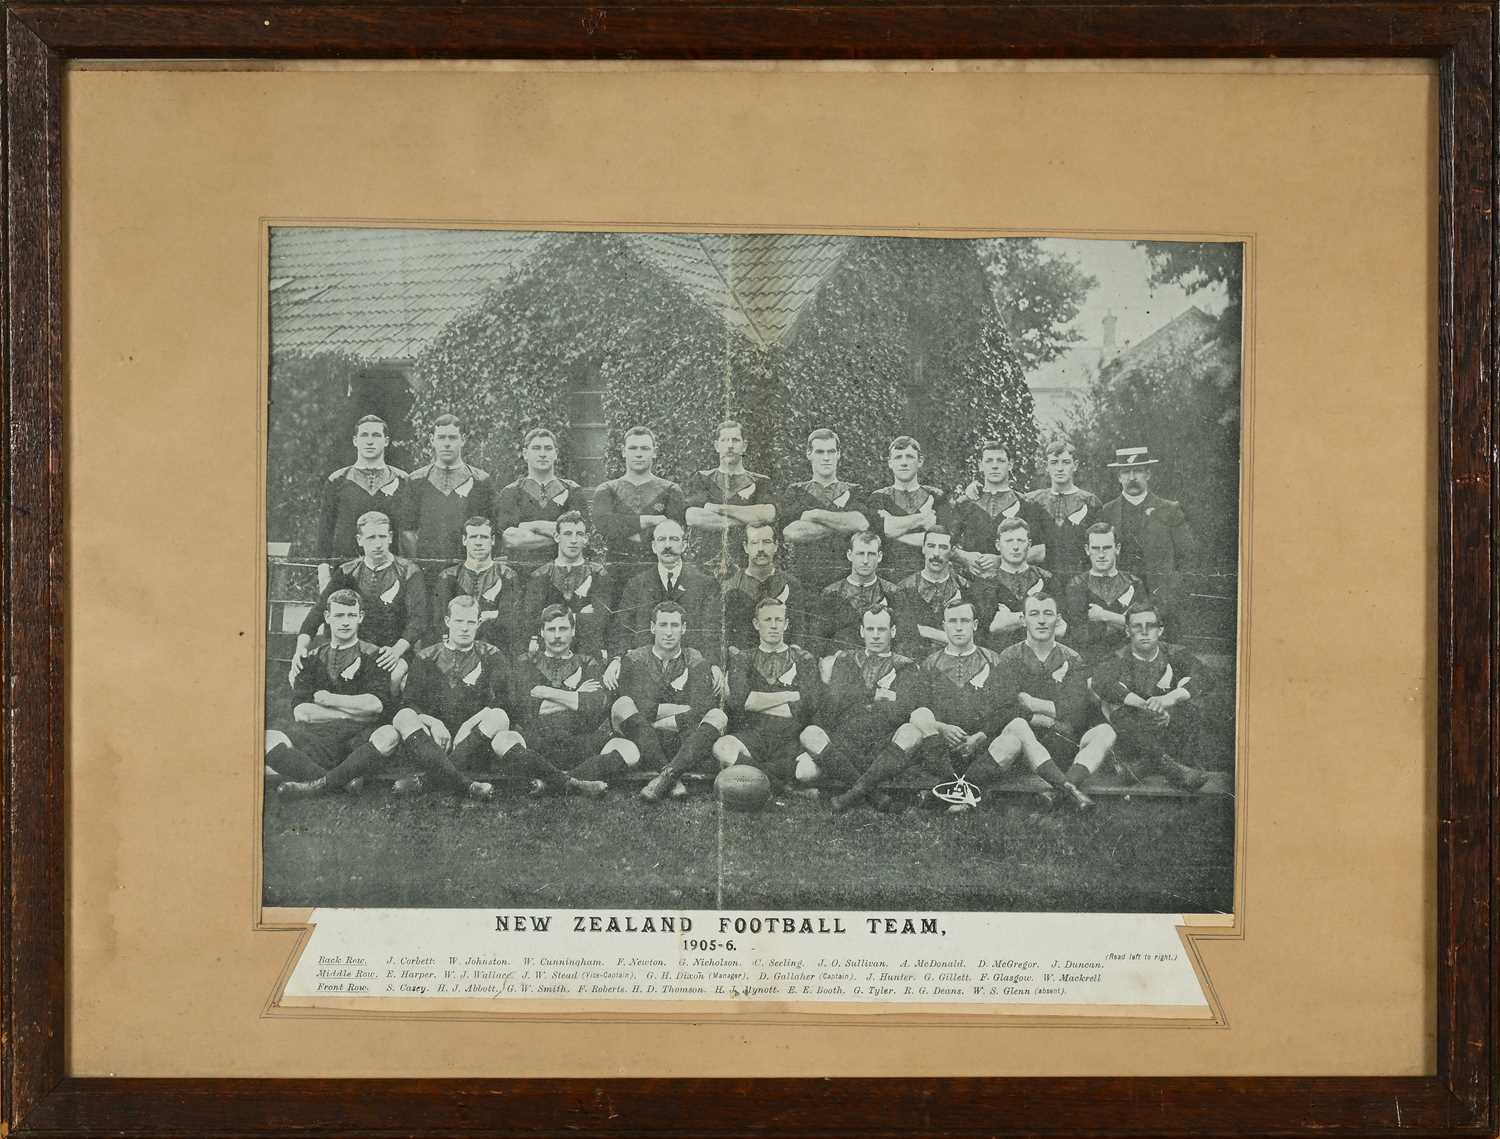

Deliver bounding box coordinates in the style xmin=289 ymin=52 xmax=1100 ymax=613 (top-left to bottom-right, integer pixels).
xmin=399 ymin=415 xmax=497 ymax=564
xmin=1100 ymin=446 xmax=1197 ymax=624
xmin=590 ymin=426 xmax=687 ymax=582
xmin=493 ymin=427 xmax=585 ymax=571
xmin=315 ymin=414 xmax=408 ymax=586
xmin=813 ymin=530 xmax=910 ymax=659
xmin=1025 ymin=438 xmax=1103 ymax=579
xmin=952 ymin=439 xmax=1043 ymax=579
xmin=867 ymin=435 xmax=954 ymax=580
xmin=293 ymin=510 xmax=426 ymax=692
xmin=1064 ymin=522 xmax=1149 ymax=666
xmin=280 ymin=596 xmax=606 ymax=801
xmin=265 ymin=589 xmax=387 ymax=789
xmin=716 ymin=597 xmax=823 ymax=789
xmin=682 ymin=419 xmax=778 ymax=568
xmin=613 ymin=518 xmax=721 ymax=656
xmin=794 ymin=603 xmax=924 ymax=811
xmin=960 ymin=590 xmax=1114 ymax=811
xmin=971 ymin=517 xmax=1066 ymax=651
xmin=721 ymin=522 xmax=812 ymax=651
xmin=523 ymin=511 xmax=613 ymax=658
xmin=780 ymin=428 xmax=871 ymax=589
xmin=432 ymin=515 xmax=524 ymax=655
xmin=1091 ymin=600 xmax=1211 ymax=790
xmin=610 ymin=601 xmax=730 ymax=803
xmin=893 ymin=526 xmax=971 ymax=649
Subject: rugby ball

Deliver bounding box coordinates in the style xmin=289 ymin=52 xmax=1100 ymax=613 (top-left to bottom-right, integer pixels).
xmin=715 ymin=764 xmax=772 ymax=813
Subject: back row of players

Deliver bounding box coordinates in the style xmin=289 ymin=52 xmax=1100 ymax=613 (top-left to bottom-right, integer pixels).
xmin=267 ymin=415 xmax=1208 ymax=812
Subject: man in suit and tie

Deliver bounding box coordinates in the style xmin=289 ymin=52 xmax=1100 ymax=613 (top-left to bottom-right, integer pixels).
xmin=612 ymin=518 xmax=721 ymax=656
xmin=1100 ymin=445 xmax=1197 ymax=631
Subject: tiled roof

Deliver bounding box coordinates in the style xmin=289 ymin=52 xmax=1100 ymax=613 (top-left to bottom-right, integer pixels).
xmin=627 ymin=233 xmax=853 ymax=348
xmin=1110 ymin=306 xmax=1217 ymax=374
xmin=268 ymin=228 xmax=855 ymax=361
xmin=269 ymin=227 xmax=551 ymax=360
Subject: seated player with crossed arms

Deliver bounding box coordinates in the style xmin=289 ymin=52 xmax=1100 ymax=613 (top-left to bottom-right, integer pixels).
xmin=717 ymin=596 xmax=823 ymax=790
xmin=265 ymin=589 xmax=387 ymax=791
xmin=793 ymin=602 xmax=923 ymax=813
xmin=433 ymin=515 xmax=524 ymax=655
xmin=1090 ymin=600 xmax=1211 ymax=791
xmin=961 ymin=590 xmax=1114 ymax=811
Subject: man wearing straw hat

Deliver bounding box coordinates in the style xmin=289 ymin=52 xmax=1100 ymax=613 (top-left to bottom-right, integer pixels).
xmin=1100 ymin=445 xmax=1197 ymax=627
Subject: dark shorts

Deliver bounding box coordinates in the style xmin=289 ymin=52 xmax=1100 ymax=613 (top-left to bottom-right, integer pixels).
xmin=520 ymin=713 xmax=615 ymax=770
xmin=1110 ymin=703 xmax=1201 ymax=762
xmin=281 ymin=721 xmax=374 ymax=769
xmin=727 ymin=717 xmax=803 ymax=783
xmin=825 ymin=711 xmax=904 ymax=770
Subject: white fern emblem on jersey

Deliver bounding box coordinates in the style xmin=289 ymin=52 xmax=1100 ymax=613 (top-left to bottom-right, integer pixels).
xmin=483 ymin=577 xmax=504 ymax=600
xmin=1156 ymin=663 xmax=1175 ymax=691
xmin=736 ymin=484 xmax=755 ymax=500
xmin=969 ymin=662 xmax=991 ymax=690
xmin=775 ymin=585 xmax=789 ymax=604
xmin=669 ymin=669 xmax=689 ymax=692
xmin=339 ymin=657 xmax=361 ymax=680
xmin=1051 ymin=660 xmax=1069 ymax=682
xmin=1067 ymin=503 xmax=1089 ymax=524
xmin=832 ymin=489 xmax=851 ymax=508
xmin=1027 ymin=577 xmax=1044 ymax=595
xmin=455 ymin=477 xmax=474 ymax=498
xmin=379 ymin=580 xmax=400 ymax=604
xmin=378 ymin=481 xmax=398 ymax=497
xmin=563 ymin=665 xmax=583 ymax=690
xmin=1118 ymin=584 xmax=1135 ymax=607
xmin=462 ymin=661 xmax=483 ymax=686
xmin=573 ymin=575 xmax=592 ymax=599
xmin=933 ymin=778 xmax=982 ymax=808
xmin=877 ymin=668 xmax=898 ymax=692
xmin=780 ymin=660 xmax=798 ymax=685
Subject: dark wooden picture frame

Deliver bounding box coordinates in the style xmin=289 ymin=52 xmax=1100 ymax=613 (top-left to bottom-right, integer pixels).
xmin=3 ymin=2 xmax=1494 ymax=1135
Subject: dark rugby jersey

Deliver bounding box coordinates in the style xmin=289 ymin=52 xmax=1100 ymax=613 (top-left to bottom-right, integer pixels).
xmin=911 ymin=645 xmax=1008 ymax=736
xmin=300 ymin=556 xmax=428 ymax=648
xmin=1090 ymin=643 xmax=1209 ymax=707
xmin=778 ymin=479 xmax=869 ymax=589
xmin=1063 ymin=570 xmax=1148 ymax=661
xmin=822 ymin=649 xmax=919 ymax=728
xmin=726 ymin=644 xmax=821 ymax=730
xmin=398 ymin=462 xmax=497 ymax=563
xmin=433 ymin=560 xmax=524 ymax=654
xmin=523 ymin=560 xmax=613 ymax=656
xmin=681 ymin=468 xmax=777 ymax=564
xmin=971 ymin=564 xmax=1056 ymax=650
xmin=591 ymin=475 xmax=687 ymax=574
xmin=400 ymin=640 xmax=511 ymax=731
xmin=867 ymin=484 xmax=954 ymax=579
xmin=492 ymin=475 xmax=583 ymax=567
xmin=993 ymin=639 xmax=1092 ymax=734
xmin=1025 ymin=487 xmax=1103 ymax=577
xmin=895 ymin=569 xmax=971 ymax=639
xmin=720 ymin=567 xmax=811 ymax=651
xmin=813 ymin=576 xmax=909 ymax=656
xmin=951 ymin=487 xmax=1042 ymax=560
xmin=614 ymin=645 xmax=718 ymax=723
xmin=289 ymin=639 xmax=387 ymax=710
xmin=613 ymin=562 xmax=721 ymax=656
xmin=509 ymin=648 xmax=608 ymax=734
xmin=316 ymin=464 xmax=407 ymax=561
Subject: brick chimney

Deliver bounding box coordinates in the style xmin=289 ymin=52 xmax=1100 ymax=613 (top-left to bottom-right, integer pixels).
xmin=1101 ymin=312 xmax=1118 ymax=365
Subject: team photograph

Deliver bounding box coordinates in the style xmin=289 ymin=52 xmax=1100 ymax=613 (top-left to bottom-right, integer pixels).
xmin=262 ymin=227 xmax=1242 ymax=914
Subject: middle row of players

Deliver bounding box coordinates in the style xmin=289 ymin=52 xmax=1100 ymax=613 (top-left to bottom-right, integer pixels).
xmin=294 ymin=509 xmax=1159 ymax=678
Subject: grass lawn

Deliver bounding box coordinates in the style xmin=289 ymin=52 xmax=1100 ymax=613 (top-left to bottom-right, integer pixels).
xmin=263 ymin=783 xmax=1235 ymax=913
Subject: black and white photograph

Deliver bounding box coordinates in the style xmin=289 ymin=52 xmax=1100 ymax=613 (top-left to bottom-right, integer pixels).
xmin=262 ymin=226 xmax=1241 ymax=914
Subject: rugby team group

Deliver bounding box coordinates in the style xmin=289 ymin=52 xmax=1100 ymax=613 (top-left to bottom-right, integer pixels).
xmin=265 ymin=412 xmax=1214 ymax=815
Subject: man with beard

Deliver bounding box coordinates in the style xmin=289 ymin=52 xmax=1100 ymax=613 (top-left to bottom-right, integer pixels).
xmin=316 ymin=414 xmax=407 ymax=586
xmin=813 ymin=530 xmax=910 ymax=659
xmin=398 ymin=415 xmax=497 ymax=564
xmin=893 ymin=526 xmax=971 ymax=649
xmin=1100 ymin=446 xmax=1196 ymax=625
xmin=682 ymin=420 xmax=777 ymax=569
xmin=780 ymin=428 xmax=871 ymax=589
xmin=494 ymin=427 xmax=585 ymax=571
xmin=1025 ymin=438 xmax=1103 ymax=579
xmin=432 ymin=515 xmax=524 ymax=655
xmin=952 ymin=439 xmax=1043 ymax=579
xmin=971 ymin=517 xmax=1066 ymax=651
xmin=613 ymin=519 xmax=721 ymax=656
xmin=1064 ymin=522 xmax=1149 ymax=666
xmin=293 ymin=510 xmax=426 ymax=693
xmin=590 ymin=426 xmax=686 ymax=585
xmin=717 ymin=597 xmax=822 ymax=789
xmin=265 ymin=590 xmax=387 ymax=789
xmin=609 ymin=601 xmax=730 ymax=803
xmin=867 ymin=435 xmax=954 ymax=580
xmin=280 ymin=596 xmax=606 ymax=801
xmin=721 ymin=522 xmax=811 ymax=651
xmin=1090 ymin=601 xmax=1211 ymax=791
xmin=960 ymin=590 xmax=1114 ymax=811
xmin=793 ymin=603 xmax=925 ymax=812
xmin=523 ymin=511 xmax=612 ymax=658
